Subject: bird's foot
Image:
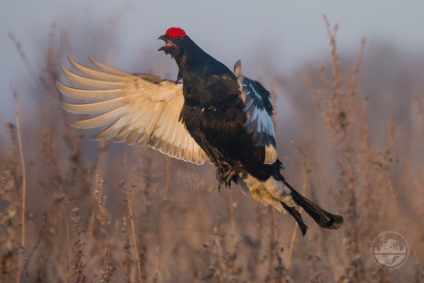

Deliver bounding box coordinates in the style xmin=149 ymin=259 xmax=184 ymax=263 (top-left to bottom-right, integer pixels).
xmin=223 ymin=168 xmax=237 ymax=188
xmin=216 ymin=164 xmax=238 ymax=191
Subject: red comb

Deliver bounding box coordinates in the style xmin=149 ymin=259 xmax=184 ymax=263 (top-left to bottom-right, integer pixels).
xmin=165 ymin=27 xmax=186 ymax=38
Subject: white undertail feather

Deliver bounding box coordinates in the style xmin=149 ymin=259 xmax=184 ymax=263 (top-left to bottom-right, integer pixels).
xmin=264 ymin=145 xmax=278 ymax=165
xmin=236 ymin=173 xmax=296 ymax=213
xmin=57 ymin=57 xmax=208 ymax=164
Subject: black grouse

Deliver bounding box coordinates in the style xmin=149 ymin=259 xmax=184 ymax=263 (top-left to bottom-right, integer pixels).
xmin=57 ymin=27 xmax=343 ymax=235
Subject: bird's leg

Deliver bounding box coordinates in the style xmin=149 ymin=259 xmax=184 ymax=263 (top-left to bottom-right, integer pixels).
xmin=215 ymin=162 xmax=241 ymax=190
xmin=223 ymin=168 xmax=237 ymax=189
xmin=216 ymin=161 xmax=230 ymax=191
xmin=216 ymin=165 xmax=236 ymax=191
xmin=216 ymin=166 xmax=226 ymax=191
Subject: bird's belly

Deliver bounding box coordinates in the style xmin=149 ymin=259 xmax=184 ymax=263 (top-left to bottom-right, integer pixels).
xmin=181 ymin=106 xmax=232 ymax=166
xmin=181 ymin=105 xmax=272 ymax=180
xmin=236 ymin=173 xmax=296 ymax=212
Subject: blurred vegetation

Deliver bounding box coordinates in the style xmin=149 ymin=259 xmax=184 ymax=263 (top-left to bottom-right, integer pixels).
xmin=1 ymin=19 xmax=423 ymax=282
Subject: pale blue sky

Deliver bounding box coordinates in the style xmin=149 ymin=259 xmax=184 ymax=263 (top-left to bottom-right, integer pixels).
xmin=1 ymin=0 xmax=423 ymax=120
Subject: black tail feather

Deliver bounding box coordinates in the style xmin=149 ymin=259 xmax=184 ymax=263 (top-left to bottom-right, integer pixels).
xmin=281 ymin=202 xmax=308 ymax=236
xmin=281 ymin=179 xmax=344 ymax=231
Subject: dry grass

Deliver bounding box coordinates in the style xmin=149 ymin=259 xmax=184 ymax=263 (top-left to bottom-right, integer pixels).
xmin=1 ymin=18 xmax=423 ymax=283
xmin=303 ymin=17 xmax=367 ymax=281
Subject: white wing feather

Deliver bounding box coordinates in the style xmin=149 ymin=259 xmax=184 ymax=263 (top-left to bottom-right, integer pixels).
xmin=57 ymin=57 xmax=207 ymax=164
xmin=234 ymin=60 xmax=278 ymax=165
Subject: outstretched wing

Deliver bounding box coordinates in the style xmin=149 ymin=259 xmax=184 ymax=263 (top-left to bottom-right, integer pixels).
xmin=234 ymin=60 xmax=277 ymax=165
xmin=57 ymin=57 xmax=208 ymax=165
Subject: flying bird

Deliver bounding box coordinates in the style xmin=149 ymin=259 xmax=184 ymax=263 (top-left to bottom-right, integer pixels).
xmin=56 ymin=27 xmax=343 ymax=235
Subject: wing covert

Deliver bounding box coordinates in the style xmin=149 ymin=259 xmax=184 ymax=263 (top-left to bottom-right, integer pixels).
xmin=234 ymin=60 xmax=277 ymax=165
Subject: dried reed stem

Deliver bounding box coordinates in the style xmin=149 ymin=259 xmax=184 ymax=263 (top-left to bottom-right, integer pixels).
xmin=154 ymin=156 xmax=171 ymax=281
xmin=23 ymin=215 xmax=47 ymax=273
xmin=12 ymin=88 xmax=27 ymax=283
xmin=266 ymin=208 xmax=278 ymax=281
xmin=303 ymin=16 xmax=368 ymax=281
xmin=283 ymin=141 xmax=310 ymax=282
xmin=348 ymin=37 xmax=366 ymax=126
xmin=8 ymin=33 xmax=38 ymax=84
xmin=122 ymin=185 xmax=142 ymax=283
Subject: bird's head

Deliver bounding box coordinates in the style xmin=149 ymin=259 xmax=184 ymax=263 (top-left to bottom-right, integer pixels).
xmin=158 ymin=27 xmax=187 ymax=58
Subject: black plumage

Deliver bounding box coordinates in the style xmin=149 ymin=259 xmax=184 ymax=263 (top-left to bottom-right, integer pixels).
xmin=57 ymin=27 xmax=343 ymax=236
xmin=158 ymin=27 xmax=343 ymax=235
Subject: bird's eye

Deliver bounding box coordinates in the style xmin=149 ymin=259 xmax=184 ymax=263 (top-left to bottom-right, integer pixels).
xmin=175 ymin=36 xmax=181 ymax=41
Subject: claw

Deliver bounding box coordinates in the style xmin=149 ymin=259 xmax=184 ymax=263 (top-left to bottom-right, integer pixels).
xmin=215 ymin=166 xmax=226 ymax=191
xmin=217 ymin=180 xmax=224 ymax=192
xmin=224 ymin=169 xmax=237 ymax=189
xmin=215 ymin=164 xmax=238 ymax=190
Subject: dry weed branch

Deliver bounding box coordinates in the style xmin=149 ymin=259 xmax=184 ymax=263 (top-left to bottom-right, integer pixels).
xmin=11 ymin=87 xmax=27 ymax=283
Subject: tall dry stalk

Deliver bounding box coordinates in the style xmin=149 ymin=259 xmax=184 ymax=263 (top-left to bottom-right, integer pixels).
xmin=119 ymin=183 xmax=143 ymax=283
xmin=94 ymin=175 xmax=114 ymax=282
xmin=70 ymin=208 xmax=86 ymax=283
xmin=11 ymin=88 xmax=27 ymax=283
xmin=154 ymin=156 xmax=171 ymax=282
xmin=303 ymin=16 xmax=366 ymax=281
xmin=283 ymin=141 xmax=310 ymax=283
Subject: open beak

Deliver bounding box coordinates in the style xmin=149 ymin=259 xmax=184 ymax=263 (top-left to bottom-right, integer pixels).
xmin=158 ymin=34 xmax=168 ymax=41
xmin=158 ymin=34 xmax=173 ymax=52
